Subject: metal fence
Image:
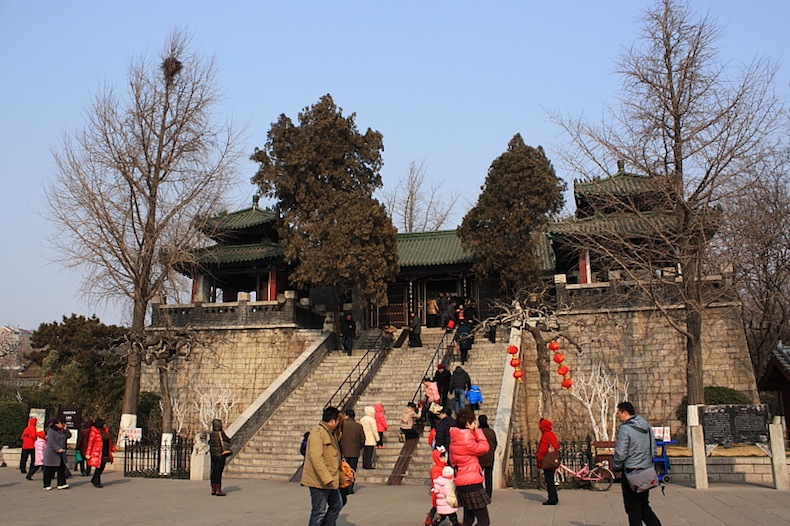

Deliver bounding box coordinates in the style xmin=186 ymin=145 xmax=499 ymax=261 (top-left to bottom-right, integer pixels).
xmin=510 ymin=436 xmax=594 ymax=488
xmin=123 ymin=435 xmax=193 ymax=479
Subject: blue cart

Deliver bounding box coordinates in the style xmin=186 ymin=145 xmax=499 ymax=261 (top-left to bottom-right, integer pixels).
xmin=653 ymin=440 xmax=677 ymax=483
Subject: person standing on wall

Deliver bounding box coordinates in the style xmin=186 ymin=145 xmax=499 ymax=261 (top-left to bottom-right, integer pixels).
xmin=208 ymin=419 xmax=231 ymax=496
xmin=612 ymin=402 xmax=662 ymax=526
xmin=302 ymin=406 xmax=344 ymax=526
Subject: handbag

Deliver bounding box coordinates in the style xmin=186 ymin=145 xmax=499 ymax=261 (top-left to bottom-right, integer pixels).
xmin=75 ymin=450 xmax=84 ymax=463
xmin=625 ymin=466 xmax=659 ymax=493
xmin=339 ymin=459 xmax=356 ymax=488
xmin=541 ymin=445 xmax=560 ymax=469
xmin=444 ymin=479 xmax=458 ymax=508
xmin=219 ymin=433 xmax=232 ymax=457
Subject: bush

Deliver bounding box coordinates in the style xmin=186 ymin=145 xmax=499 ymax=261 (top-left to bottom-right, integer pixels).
xmin=0 ymin=402 xmax=28 ymax=448
xmin=675 ymin=386 xmax=754 ymax=425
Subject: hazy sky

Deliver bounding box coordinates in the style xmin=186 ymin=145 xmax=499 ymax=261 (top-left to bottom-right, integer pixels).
xmin=1 ymin=1 xmax=787 ymax=330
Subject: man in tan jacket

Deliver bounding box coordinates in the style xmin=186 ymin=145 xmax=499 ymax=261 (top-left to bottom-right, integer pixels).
xmin=301 ymin=406 xmax=343 ymax=526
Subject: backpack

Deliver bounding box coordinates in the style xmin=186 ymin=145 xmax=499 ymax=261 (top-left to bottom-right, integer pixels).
xmin=340 ymin=459 xmax=356 ymax=488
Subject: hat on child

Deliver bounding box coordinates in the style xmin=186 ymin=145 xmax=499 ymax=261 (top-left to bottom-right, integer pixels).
xmin=437 ymin=363 xmax=445 ymax=370
xmin=442 ymin=466 xmax=454 ymax=477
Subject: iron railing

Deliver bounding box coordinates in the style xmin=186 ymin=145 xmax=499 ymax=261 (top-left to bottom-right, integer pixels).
xmin=323 ymin=332 xmax=387 ymax=411
xmin=510 ymin=436 xmax=594 ymax=488
xmin=123 ymin=435 xmax=193 ymax=479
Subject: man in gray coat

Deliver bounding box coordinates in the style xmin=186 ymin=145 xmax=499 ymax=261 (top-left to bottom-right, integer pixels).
xmin=612 ymin=401 xmax=661 ymax=526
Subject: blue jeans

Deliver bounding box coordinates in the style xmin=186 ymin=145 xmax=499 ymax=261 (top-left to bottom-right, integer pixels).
xmin=454 ymin=389 xmax=467 ymax=413
xmin=309 ymin=487 xmax=343 ymax=526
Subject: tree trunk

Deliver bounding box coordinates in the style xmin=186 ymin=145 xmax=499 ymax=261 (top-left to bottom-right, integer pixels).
xmin=158 ymin=361 xmax=174 ymax=435
xmin=529 ymin=325 xmax=553 ymax=418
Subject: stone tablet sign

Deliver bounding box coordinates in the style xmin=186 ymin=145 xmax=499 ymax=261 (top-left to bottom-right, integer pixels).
xmin=700 ymin=404 xmax=769 ymax=446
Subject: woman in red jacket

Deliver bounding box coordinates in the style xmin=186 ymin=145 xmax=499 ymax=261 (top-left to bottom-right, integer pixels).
xmin=449 ymin=408 xmax=490 ymax=526
xmin=536 ymin=418 xmax=560 ymax=505
xmin=85 ymin=418 xmax=115 ymax=488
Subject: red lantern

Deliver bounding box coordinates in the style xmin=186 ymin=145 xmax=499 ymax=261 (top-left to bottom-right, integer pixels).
xmin=561 ymin=378 xmax=573 ymax=389
xmin=507 ymin=345 xmax=519 ymax=355
xmin=557 ymin=365 xmax=569 ymax=376
xmin=548 ymin=340 xmax=561 ymax=351
xmin=513 ymin=369 xmax=524 ymax=380
xmin=552 ymin=353 xmax=565 ymax=364
xmin=510 ymin=357 xmax=521 ymax=368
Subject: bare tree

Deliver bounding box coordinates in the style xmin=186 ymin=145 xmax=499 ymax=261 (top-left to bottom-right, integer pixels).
xmin=45 ymin=29 xmax=244 ymax=431
xmin=550 ymin=0 xmax=784 ymax=404
xmin=716 ymin=148 xmax=790 ymax=375
xmin=382 ymin=160 xmax=461 ymax=232
xmin=568 ymin=362 xmax=630 ymax=441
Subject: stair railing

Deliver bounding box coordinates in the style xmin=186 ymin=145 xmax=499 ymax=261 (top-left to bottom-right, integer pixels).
xmin=323 ymin=330 xmax=390 ymax=412
xmin=410 ymin=329 xmax=455 ymax=405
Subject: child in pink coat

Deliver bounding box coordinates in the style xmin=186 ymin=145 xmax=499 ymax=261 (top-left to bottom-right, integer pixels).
xmin=374 ymin=403 xmax=388 ymax=448
xmin=431 ymin=465 xmax=459 ymax=526
xmin=25 ymin=431 xmax=46 ymax=480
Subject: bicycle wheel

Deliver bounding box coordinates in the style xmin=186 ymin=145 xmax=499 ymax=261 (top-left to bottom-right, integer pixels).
xmin=589 ymin=466 xmax=614 ymax=491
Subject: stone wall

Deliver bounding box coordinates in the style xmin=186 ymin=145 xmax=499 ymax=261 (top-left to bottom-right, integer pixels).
xmin=516 ymin=301 xmax=758 ymax=442
xmin=141 ymin=327 xmax=323 ymax=435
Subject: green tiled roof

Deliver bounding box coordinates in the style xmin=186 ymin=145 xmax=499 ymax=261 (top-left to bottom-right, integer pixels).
xmin=574 ymin=172 xmax=667 ymax=198
xmin=396 ymin=230 xmax=473 ymax=267
xmin=193 ymin=241 xmax=284 ymax=266
xmin=549 ymin=211 xmax=677 ymax=237
xmin=204 ymin=206 xmax=277 ymax=233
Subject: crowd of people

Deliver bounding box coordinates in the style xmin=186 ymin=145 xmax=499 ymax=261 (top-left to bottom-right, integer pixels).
xmin=18 ymin=416 xmax=116 ymax=491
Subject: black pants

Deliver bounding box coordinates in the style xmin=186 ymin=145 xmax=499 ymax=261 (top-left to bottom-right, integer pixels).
xmin=210 ymin=456 xmax=226 ymax=485
xmin=20 ymin=448 xmax=34 ymax=473
xmin=27 ymin=465 xmax=41 ymax=478
xmin=43 ymin=460 xmax=67 ymax=488
xmin=543 ymin=468 xmax=558 ymax=503
xmin=462 ymin=507 xmax=489 ymax=526
xmin=409 ymin=332 xmax=422 ymax=347
xmin=91 ymin=461 xmax=107 ymax=486
xmin=362 ymin=446 xmax=375 ymax=469
xmin=482 ymin=466 xmax=494 ymax=499
xmin=345 ymin=456 xmax=358 ymax=493
xmin=621 ymin=473 xmax=661 ymax=526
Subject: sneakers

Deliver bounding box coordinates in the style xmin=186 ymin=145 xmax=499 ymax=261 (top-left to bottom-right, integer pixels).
xmin=43 ymin=486 xmax=52 ymax=491
xmin=57 ymin=484 xmax=70 ymax=490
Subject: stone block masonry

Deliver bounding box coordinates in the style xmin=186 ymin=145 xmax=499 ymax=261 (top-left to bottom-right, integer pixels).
xmin=141 ymin=327 xmax=323 ymax=436
xmin=516 ymin=301 xmax=758 ymax=442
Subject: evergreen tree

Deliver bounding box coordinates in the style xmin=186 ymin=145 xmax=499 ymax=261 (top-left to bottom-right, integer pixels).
xmin=251 ymin=94 xmax=398 ymax=312
xmin=459 ymin=134 xmax=565 ymax=293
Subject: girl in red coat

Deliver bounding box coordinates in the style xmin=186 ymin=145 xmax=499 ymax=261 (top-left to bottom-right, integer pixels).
xmin=85 ymin=418 xmax=115 ymax=488
xmin=536 ymin=418 xmax=560 ymax=505
xmin=449 ymin=408 xmax=490 ymax=526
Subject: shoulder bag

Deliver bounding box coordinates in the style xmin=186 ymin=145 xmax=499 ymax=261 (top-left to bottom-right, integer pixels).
xmin=541 ymin=445 xmax=560 ymax=469
xmin=219 ymin=433 xmax=232 ymax=457
xmin=445 ymin=479 xmax=458 ymax=508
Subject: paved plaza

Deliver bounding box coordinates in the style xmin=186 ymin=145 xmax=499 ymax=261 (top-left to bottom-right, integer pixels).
xmin=1 ymin=467 xmax=790 ymax=525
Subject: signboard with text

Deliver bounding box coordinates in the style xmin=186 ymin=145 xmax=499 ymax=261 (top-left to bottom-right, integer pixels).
xmin=700 ymin=404 xmax=769 ymax=446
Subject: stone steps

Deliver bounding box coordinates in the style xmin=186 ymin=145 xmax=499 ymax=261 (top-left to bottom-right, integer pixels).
xmin=224 ymin=328 xmax=507 ymax=485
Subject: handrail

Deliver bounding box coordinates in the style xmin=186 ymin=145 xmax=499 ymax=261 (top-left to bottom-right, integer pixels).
xmin=323 ymin=331 xmax=388 ymax=411
xmin=410 ymin=329 xmax=455 ymax=405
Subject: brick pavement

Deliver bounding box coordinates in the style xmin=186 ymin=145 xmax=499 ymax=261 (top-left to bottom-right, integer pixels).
xmin=1 ymin=467 xmax=789 ymax=525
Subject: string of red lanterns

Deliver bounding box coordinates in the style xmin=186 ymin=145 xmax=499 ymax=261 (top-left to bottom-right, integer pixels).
xmin=549 ymin=339 xmax=573 ymax=389
xmin=507 ymin=344 xmax=524 ymax=382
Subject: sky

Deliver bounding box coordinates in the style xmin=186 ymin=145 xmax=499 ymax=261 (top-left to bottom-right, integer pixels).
xmin=1 ymin=1 xmax=788 ymax=330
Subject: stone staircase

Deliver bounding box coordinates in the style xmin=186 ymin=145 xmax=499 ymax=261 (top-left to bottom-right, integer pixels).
xmin=393 ymin=333 xmax=507 ymax=485
xmin=223 ymin=327 xmax=508 ymax=485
